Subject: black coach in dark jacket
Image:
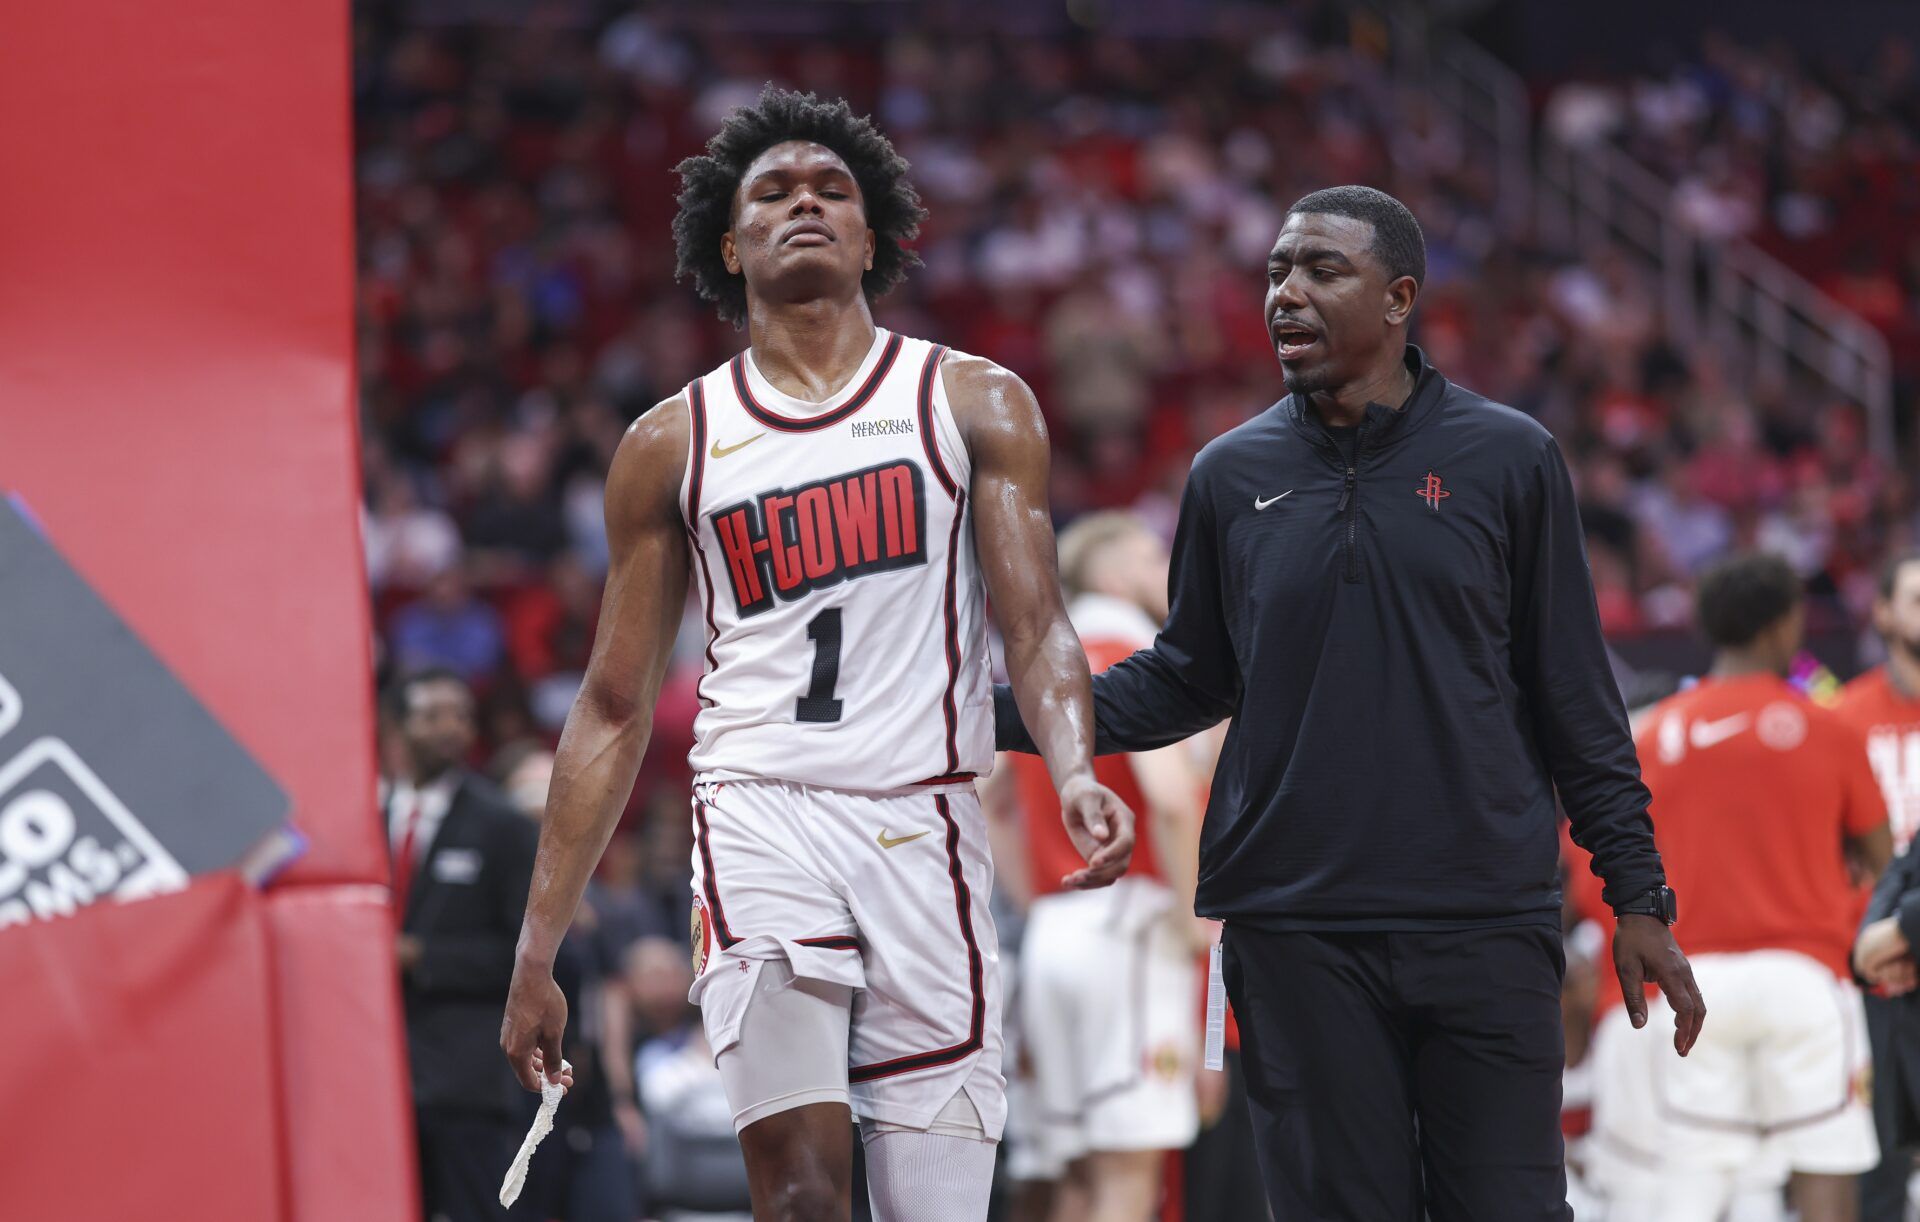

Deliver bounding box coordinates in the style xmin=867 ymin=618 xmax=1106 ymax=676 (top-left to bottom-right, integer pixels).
xmin=1856 ymin=843 xmax=1920 ymax=1152
xmin=998 ymin=187 xmax=1705 ymax=1221
xmin=386 ymin=668 xmax=539 ymax=1221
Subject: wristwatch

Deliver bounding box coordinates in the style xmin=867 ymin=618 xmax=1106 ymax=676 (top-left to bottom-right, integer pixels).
xmin=1613 ymin=885 xmax=1677 ymax=925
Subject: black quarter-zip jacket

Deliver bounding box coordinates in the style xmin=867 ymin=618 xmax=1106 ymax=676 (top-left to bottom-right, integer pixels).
xmin=998 ymin=346 xmax=1665 ymax=928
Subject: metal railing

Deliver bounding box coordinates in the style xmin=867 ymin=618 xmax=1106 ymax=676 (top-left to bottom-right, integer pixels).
xmin=1708 ymin=241 xmax=1897 ymax=458
xmin=1535 ymin=136 xmax=1698 ymax=347
xmin=1359 ymin=3 xmax=1896 ymax=459
xmin=1370 ymin=6 xmax=1531 ymax=229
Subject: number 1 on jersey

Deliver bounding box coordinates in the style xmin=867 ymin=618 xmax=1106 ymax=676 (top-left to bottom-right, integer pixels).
xmin=796 ymin=608 xmax=845 ymax=723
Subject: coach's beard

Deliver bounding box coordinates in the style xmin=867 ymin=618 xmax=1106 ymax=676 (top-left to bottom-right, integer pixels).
xmin=1897 ymin=632 xmax=1920 ymax=666
xmin=1280 ymin=364 xmax=1335 ymax=398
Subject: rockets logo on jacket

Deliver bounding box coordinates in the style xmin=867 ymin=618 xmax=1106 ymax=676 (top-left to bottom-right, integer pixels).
xmin=709 ymin=460 xmax=929 ymax=616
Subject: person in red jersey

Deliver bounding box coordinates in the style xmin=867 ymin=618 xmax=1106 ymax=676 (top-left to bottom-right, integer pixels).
xmin=1838 ymin=553 xmax=1920 ymax=851
xmin=993 ymin=512 xmax=1211 ymax=1222
xmin=1588 ymin=553 xmax=1891 ymax=1222
xmin=1837 ymin=550 xmax=1920 ymax=1218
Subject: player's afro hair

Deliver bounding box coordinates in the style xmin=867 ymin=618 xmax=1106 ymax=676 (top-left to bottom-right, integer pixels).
xmin=672 ymin=86 xmax=927 ymax=327
xmin=1696 ymin=552 xmax=1802 ymax=649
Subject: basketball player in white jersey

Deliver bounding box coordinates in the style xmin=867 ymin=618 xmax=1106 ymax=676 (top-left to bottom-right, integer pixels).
xmin=500 ymin=87 xmax=1134 ymax=1222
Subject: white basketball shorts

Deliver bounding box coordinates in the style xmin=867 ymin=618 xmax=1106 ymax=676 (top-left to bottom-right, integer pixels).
xmin=1587 ymin=948 xmax=1876 ymax=1206
xmin=686 ymin=777 xmax=1006 ymax=1138
xmin=1014 ymin=876 xmax=1200 ymax=1177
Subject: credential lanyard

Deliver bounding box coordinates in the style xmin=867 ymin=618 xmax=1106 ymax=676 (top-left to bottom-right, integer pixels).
xmin=1204 ymin=931 xmax=1226 ymax=1071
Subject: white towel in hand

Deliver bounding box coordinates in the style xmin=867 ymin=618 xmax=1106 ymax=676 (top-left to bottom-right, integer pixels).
xmin=500 ymin=1061 xmax=571 ymax=1208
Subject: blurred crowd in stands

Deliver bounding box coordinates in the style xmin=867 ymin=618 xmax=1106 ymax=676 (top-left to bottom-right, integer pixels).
xmin=1543 ymin=32 xmax=1920 ymax=350
xmin=1535 ymin=30 xmax=1920 ymax=638
xmin=356 ymin=4 xmax=1920 ymax=1217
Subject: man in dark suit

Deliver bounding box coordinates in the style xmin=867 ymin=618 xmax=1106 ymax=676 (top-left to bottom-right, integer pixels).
xmin=1857 ymin=841 xmax=1920 ymax=1196
xmin=385 ymin=667 xmax=540 ymax=1222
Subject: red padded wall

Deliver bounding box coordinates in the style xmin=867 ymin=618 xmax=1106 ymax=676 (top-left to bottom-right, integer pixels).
xmin=0 ymin=1 xmax=416 ymax=1218
xmin=0 ymin=0 xmax=382 ymax=888
xmin=0 ymin=877 xmax=283 ymax=1221
xmin=267 ymin=885 xmax=420 ymax=1222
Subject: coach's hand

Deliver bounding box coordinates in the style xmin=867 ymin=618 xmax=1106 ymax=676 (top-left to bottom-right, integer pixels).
xmin=502 ymin=956 xmax=569 ymax=1092
xmin=1058 ymin=773 xmax=1135 ymax=890
xmin=1614 ymin=915 xmax=1706 ymax=1056
xmin=1855 ymin=915 xmax=1911 ymax=977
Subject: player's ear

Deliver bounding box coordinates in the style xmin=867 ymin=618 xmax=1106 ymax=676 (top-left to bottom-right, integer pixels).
xmin=721 ymin=230 xmax=741 ymax=277
xmin=863 ymin=228 xmax=875 ymax=274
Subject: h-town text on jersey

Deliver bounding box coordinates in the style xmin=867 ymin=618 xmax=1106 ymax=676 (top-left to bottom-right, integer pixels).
xmin=709 ymin=460 xmax=929 ymax=616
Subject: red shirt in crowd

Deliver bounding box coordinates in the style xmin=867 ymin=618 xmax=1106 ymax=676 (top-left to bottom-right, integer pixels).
xmin=1833 ymin=666 xmax=1920 ymax=853
xmin=1012 ymin=633 xmax=1164 ymax=898
xmin=1633 ymin=673 xmax=1886 ymax=979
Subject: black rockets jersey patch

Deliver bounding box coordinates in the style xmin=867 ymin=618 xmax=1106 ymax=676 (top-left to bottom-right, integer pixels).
xmin=709 ymin=460 xmax=929 ymax=616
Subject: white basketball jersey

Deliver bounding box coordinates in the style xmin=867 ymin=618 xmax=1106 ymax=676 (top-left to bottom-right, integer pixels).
xmin=680 ymin=329 xmax=993 ymax=792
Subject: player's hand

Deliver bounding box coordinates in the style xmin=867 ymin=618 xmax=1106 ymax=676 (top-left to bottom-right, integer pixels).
xmin=501 ymin=956 xmax=569 ymax=1093
xmin=1179 ymin=915 xmax=1221 ymax=955
xmin=613 ymin=1098 xmax=647 ymax=1155
xmin=1057 ymin=773 xmax=1134 ymax=890
xmin=1613 ymin=914 xmax=1706 ymax=1056
xmin=1196 ymin=1065 xmax=1229 ymax=1128
xmin=1877 ymin=957 xmax=1920 ymax=997
xmin=1855 ymin=916 xmax=1912 ymax=979
xmin=530 ymin=1048 xmax=574 ymax=1092
xmin=395 ymin=934 xmax=423 ymax=974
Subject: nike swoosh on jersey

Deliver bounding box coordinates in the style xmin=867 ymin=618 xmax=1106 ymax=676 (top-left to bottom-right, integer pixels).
xmin=1688 ymin=713 xmax=1752 ymax=749
xmin=710 ymin=432 xmax=767 ymax=459
xmin=1254 ymin=491 xmax=1293 ymax=510
xmin=876 ymin=829 xmax=932 ymax=850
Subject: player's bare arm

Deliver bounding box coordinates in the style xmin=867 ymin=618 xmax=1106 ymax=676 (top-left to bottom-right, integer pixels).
xmin=1128 ymin=745 xmax=1213 ymax=950
xmin=501 ymin=396 xmax=690 ymax=1092
xmin=1847 ymin=822 xmax=1893 ymax=887
xmin=945 ymin=352 xmax=1134 ymax=889
xmin=978 ymin=756 xmax=1035 ymax=911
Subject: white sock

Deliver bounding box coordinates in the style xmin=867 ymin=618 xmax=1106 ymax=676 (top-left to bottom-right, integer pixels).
xmin=1605 ymin=1171 xmax=1742 ymax=1222
xmin=860 ymin=1094 xmax=997 ymax=1222
xmin=1724 ymin=1186 xmax=1787 ymax=1222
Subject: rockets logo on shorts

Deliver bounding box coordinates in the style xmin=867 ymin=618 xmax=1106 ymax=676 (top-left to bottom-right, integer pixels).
xmin=709 ymin=461 xmax=928 ymax=617
xmin=1146 ymin=1042 xmax=1185 ymax=1081
xmin=690 ymin=898 xmax=710 ymax=976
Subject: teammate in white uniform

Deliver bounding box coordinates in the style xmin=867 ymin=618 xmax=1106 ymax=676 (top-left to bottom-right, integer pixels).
xmin=500 ymin=87 xmax=1135 ymax=1222
xmin=996 ymin=513 xmax=1211 ymax=1222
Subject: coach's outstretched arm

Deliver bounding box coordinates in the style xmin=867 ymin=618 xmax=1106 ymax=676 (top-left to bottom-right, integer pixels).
xmin=501 ymin=397 xmax=689 ymax=1092
xmin=950 ymin=353 xmax=1135 ymax=890
xmin=995 ymin=457 xmax=1240 ymax=757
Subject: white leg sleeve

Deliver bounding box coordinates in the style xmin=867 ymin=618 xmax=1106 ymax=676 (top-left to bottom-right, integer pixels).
xmin=861 ymin=1091 xmax=997 ymax=1222
xmin=713 ymin=957 xmax=853 ymax=1133
xmin=1602 ymin=1169 xmax=1740 ymax=1222
xmin=1722 ymin=1186 xmax=1788 ymax=1222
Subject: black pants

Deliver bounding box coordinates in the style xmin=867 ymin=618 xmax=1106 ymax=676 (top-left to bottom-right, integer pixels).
xmin=416 ymin=1106 xmax=522 ymax=1222
xmin=1185 ymin=1049 xmax=1275 ymax=1222
xmin=1222 ymin=923 xmax=1571 ymax=1222
xmin=1860 ymin=992 xmax=1915 ymax=1220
